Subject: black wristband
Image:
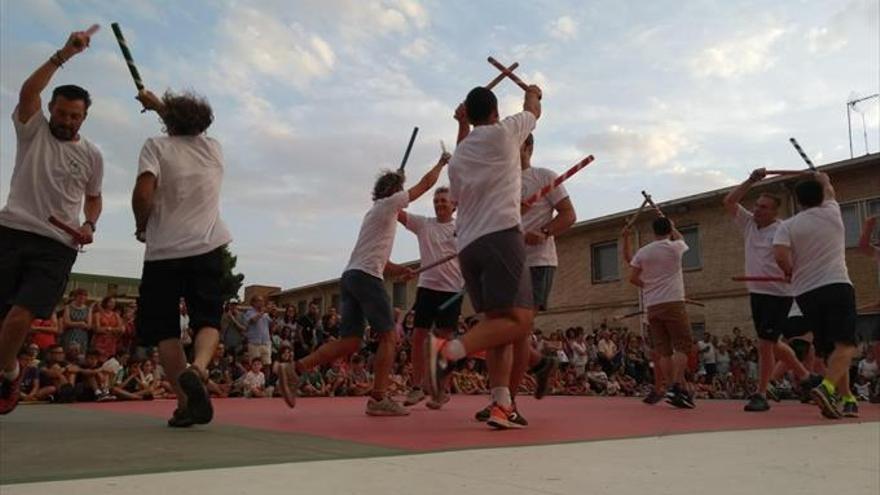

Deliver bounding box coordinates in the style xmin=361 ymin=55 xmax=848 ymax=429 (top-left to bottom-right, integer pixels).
xmin=83 ymin=220 xmax=96 ymax=232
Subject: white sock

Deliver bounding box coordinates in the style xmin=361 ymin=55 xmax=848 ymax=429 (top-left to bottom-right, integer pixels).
xmin=442 ymin=340 xmax=467 ymax=361
xmin=491 ymin=387 xmax=512 ymax=408
xmin=3 ymin=362 xmax=20 ymax=382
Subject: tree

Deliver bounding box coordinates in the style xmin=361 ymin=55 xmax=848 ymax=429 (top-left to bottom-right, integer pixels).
xmin=219 ymin=245 xmax=245 ymax=302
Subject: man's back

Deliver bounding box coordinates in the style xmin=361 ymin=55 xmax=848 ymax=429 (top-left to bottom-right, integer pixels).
xmin=631 ymin=239 xmax=689 ymax=307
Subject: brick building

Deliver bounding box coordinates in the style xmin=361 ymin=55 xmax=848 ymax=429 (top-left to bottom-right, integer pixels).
xmin=261 ymin=153 xmax=879 ymax=337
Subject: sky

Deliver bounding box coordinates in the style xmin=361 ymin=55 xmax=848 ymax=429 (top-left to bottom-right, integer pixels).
xmin=1 ymin=0 xmax=878 ymax=292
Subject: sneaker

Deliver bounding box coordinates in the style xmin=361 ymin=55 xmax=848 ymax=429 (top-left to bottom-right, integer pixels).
xmin=475 ymin=404 xmax=492 ymax=422
xmin=765 ymin=384 xmax=781 ymax=402
xmin=666 ymin=384 xmax=696 ymax=409
xmin=426 ymin=335 xmax=451 ymax=403
xmin=366 ymin=396 xmax=410 ymax=416
xmin=425 ymin=392 xmax=450 ymax=410
xmin=167 ymin=408 xmax=195 ymax=428
xmin=841 ymin=401 xmax=859 ymax=418
xmin=744 ymin=393 xmax=770 ymax=412
xmin=642 ymin=388 xmax=665 ymax=405
xmin=96 ymin=393 xmax=117 ymax=403
xmin=179 ymin=368 xmax=213 ymax=425
xmin=531 ymin=356 xmax=558 ymax=400
xmin=0 ymin=371 xmax=23 ymax=415
xmin=798 ymin=374 xmax=823 ymax=403
xmin=279 ymin=362 xmax=299 ymax=409
xmin=404 ymin=388 xmax=426 ymax=407
xmin=509 ymin=404 xmax=529 ymax=427
xmin=486 ymin=403 xmax=524 ymax=430
xmin=810 ymin=384 xmax=842 ymax=419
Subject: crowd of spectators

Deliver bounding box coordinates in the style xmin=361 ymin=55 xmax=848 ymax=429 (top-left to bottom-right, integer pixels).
xmin=16 ymin=290 xmax=880 ymax=405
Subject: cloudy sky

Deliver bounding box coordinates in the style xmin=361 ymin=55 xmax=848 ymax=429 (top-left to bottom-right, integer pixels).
xmin=1 ymin=0 xmax=878 ymax=291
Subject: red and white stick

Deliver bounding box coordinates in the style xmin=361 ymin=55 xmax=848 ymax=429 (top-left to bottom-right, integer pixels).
xmin=48 ymin=216 xmax=85 ymax=245
xmin=732 ymin=275 xmax=789 ymax=283
xmin=522 ymin=155 xmax=594 ymax=209
xmin=641 ymin=190 xmax=664 ymax=218
xmin=486 ymin=62 xmax=519 ymax=90
xmin=487 ymin=56 xmax=530 ymax=92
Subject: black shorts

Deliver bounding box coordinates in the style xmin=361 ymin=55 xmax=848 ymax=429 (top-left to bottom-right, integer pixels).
xmin=136 ymin=247 xmax=225 ymax=347
xmin=783 ymin=315 xmax=809 ymax=340
xmin=0 ymin=226 xmax=77 ymax=320
xmin=530 ymin=266 xmax=556 ymax=311
xmin=749 ymin=293 xmax=793 ymax=342
xmin=413 ymin=287 xmax=461 ymax=331
xmin=796 ymin=283 xmax=857 ymax=358
xmin=458 ymin=227 xmax=533 ymax=313
xmin=338 ymin=269 xmax=394 ymax=338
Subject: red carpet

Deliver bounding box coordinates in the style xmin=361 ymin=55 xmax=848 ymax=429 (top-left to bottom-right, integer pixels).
xmin=74 ymin=396 xmax=880 ymax=452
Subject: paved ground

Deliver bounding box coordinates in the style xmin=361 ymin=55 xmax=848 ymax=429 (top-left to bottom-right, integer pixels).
xmin=1 ymin=396 xmax=878 ymax=493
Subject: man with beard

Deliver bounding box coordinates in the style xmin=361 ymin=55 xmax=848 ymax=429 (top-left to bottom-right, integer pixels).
xmin=0 ymin=29 xmax=103 ymax=414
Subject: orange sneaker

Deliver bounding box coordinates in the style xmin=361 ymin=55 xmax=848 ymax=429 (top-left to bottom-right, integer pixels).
xmin=486 ymin=403 xmax=524 ymax=430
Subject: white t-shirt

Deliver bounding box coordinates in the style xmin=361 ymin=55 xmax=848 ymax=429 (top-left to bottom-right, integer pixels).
xmin=137 ymin=136 xmax=232 ymax=261
xmin=698 ymin=341 xmax=716 ymax=364
xmin=772 ymin=200 xmax=852 ymax=296
xmin=403 ymin=213 xmax=464 ymax=292
xmin=788 ymin=301 xmax=803 ymax=318
xmin=522 ymin=166 xmax=568 ymax=267
xmin=858 ymin=359 xmax=878 ymax=380
xmin=630 ymin=238 xmax=689 ymax=308
xmin=345 ymin=190 xmax=410 ymax=278
xmin=734 ymin=205 xmax=789 ymax=297
xmin=448 ymin=111 xmax=536 ymax=250
xmin=0 ymin=108 xmax=103 ymax=247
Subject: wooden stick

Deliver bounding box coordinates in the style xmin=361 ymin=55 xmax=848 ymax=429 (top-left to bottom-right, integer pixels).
xmin=48 ymin=216 xmax=85 ymax=245
xmin=111 ymin=22 xmax=145 ymax=91
xmin=438 ymin=290 xmax=465 ymax=311
xmin=623 ymin=198 xmax=650 ymax=230
xmin=685 ymin=299 xmax=706 ymax=307
xmin=411 ymin=253 xmax=457 ymax=276
xmin=521 ymin=155 xmax=594 ymax=209
xmin=641 ymin=190 xmax=665 ymax=217
xmin=789 ymin=137 xmax=817 ymax=171
xmin=72 ymin=24 xmax=100 ymax=48
xmin=732 ymin=276 xmax=789 ymax=283
xmin=487 ymin=56 xmax=530 ymax=92
xmin=399 ymin=127 xmax=419 ymax=171
xmin=485 ymin=62 xmax=519 ymax=89
xmin=613 ymin=310 xmax=644 ymax=321
xmin=764 ymin=170 xmax=807 ymax=176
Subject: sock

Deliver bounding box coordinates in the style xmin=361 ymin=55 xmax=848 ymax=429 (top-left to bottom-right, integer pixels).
xmin=442 ymin=340 xmax=467 ymax=361
xmin=2 ymin=362 xmax=20 ymax=382
xmin=821 ymin=378 xmax=836 ymax=395
xmin=842 ymin=394 xmax=857 ymax=404
xmin=491 ymin=387 xmax=512 ymax=408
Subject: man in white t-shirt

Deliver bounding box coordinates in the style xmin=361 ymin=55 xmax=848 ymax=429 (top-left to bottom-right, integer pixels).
xmin=773 ymin=172 xmax=858 ymax=419
xmin=476 ymin=133 xmax=577 ymax=425
xmin=398 ymin=186 xmax=464 ymax=409
xmin=629 ymin=217 xmax=695 ymax=409
xmin=0 ymin=29 xmax=104 ymax=415
xmin=279 ymin=152 xmax=450 ymax=417
xmin=427 ymin=84 xmax=542 ymax=430
xmin=723 ymin=168 xmax=815 ymax=412
xmin=131 ymin=88 xmax=233 ymax=428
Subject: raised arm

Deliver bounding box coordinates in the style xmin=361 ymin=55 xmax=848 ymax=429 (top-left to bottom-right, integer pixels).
xmin=628 ymin=266 xmax=644 ymax=288
xmin=815 ymin=172 xmax=836 ymax=202
xmin=132 ymin=173 xmax=157 ymax=241
xmin=621 ymin=227 xmax=634 ymax=264
xmin=454 ymin=103 xmax=470 ymax=144
xmin=397 ymin=211 xmax=408 ymax=227
xmin=407 ymin=152 xmax=451 ymax=203
xmin=523 ymin=85 xmax=542 ymax=120
xmin=18 ymin=30 xmax=93 ymax=124
xmin=723 ymin=168 xmax=765 ymax=217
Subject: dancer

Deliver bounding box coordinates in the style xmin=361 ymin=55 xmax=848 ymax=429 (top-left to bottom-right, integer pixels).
xmin=773 ymin=172 xmax=859 ymax=418
xmin=474 ymin=133 xmax=577 ymax=425
xmin=628 ymin=217 xmax=695 ymax=408
xmin=131 ymin=88 xmax=232 ymax=427
xmin=723 ymin=168 xmax=816 ymax=412
xmin=428 ymin=83 xmax=542 ymax=429
xmin=0 ymin=29 xmax=103 ymax=415
xmin=279 ymin=152 xmax=450 ymax=416
xmin=398 ymin=187 xmax=464 ymax=409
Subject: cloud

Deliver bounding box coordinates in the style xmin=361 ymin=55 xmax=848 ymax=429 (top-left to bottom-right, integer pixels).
xmin=580 ymin=124 xmax=693 ymax=169
xmin=689 ymin=27 xmax=787 ymax=78
xmin=401 ymin=37 xmax=430 ymax=59
xmin=548 ymin=16 xmax=577 ymax=41
xmin=806 ymin=0 xmax=878 ymax=55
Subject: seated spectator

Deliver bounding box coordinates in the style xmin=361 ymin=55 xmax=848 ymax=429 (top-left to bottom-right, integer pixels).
xmin=17 ymin=350 xmax=52 ymax=403
xmin=207 ymin=344 xmax=233 ymax=398
xmin=300 ymin=367 xmax=330 ymax=397
xmin=854 ymin=375 xmax=872 ymax=401
xmin=241 ymin=358 xmax=270 ymax=398
xmin=113 ymin=359 xmax=155 ymax=401
xmin=147 ymin=348 xmax=174 ymax=396
xmin=715 ymin=343 xmax=732 ymax=376
xmin=38 ymin=345 xmax=73 ymax=402
xmin=325 ymin=359 xmax=348 ymax=397
xmin=65 ymin=342 xmax=84 ymax=367
xmin=561 ymin=364 xmax=585 ymax=395
xmin=101 ymin=350 xmax=129 ymax=392
xmin=346 ymin=355 xmax=373 ymax=397
xmin=74 ymin=349 xmax=112 ymax=401
xmin=586 ymin=362 xmax=609 ymax=395
xmin=92 ymin=296 xmax=124 ymax=360
xmin=597 ymin=330 xmax=620 ymax=374
xmin=30 ymin=310 xmax=60 ymax=352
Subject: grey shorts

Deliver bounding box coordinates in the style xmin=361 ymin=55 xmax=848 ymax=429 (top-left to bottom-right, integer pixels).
xmin=459 ymin=227 xmax=533 ymax=314
xmin=530 ymin=266 xmax=556 ymax=311
xmin=339 ymin=269 xmax=394 ymax=338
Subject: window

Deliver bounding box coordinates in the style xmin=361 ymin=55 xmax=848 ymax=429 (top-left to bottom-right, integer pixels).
xmin=331 ymin=294 xmax=340 ymax=312
xmin=868 ymin=199 xmax=880 ymax=243
xmin=591 ymin=241 xmax=619 ymax=283
xmin=297 ymin=300 xmax=306 ymax=315
xmin=393 ymin=282 xmax=407 ymax=309
xmin=680 ymin=226 xmax=701 ymax=269
xmin=840 ymin=203 xmax=860 ymax=248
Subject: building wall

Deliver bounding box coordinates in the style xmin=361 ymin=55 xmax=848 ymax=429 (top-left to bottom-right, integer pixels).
xmin=65 ymin=273 xmax=140 ymax=303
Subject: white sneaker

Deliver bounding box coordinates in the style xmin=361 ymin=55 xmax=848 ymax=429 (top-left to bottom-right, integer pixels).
xmin=366 ymin=397 xmax=410 ymax=416
xmin=404 ymin=388 xmax=426 ymax=406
